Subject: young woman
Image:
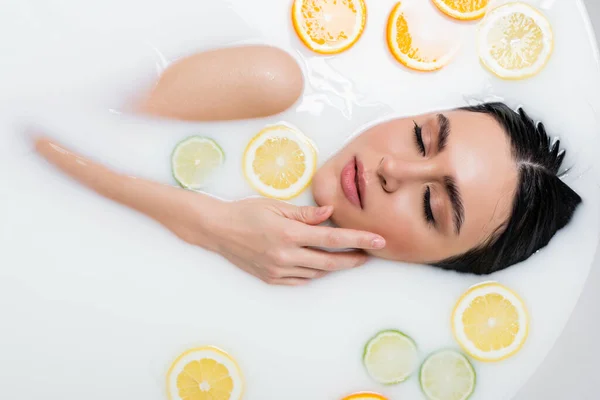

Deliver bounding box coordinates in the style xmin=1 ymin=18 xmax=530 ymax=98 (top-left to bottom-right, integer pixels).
xmin=33 ymin=45 xmax=582 ymax=285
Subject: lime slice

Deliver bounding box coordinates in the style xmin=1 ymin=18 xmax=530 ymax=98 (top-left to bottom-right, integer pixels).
xmin=171 ymin=136 xmax=224 ymax=189
xmin=362 ymin=330 xmax=419 ymax=385
xmin=420 ymin=349 xmax=476 ymax=400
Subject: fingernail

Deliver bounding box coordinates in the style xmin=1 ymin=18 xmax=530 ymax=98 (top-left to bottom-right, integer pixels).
xmin=371 ymin=237 xmax=386 ymax=249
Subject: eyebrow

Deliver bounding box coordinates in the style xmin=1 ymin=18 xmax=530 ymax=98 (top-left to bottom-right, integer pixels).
xmin=444 ymin=176 xmax=465 ymax=235
xmin=437 ymin=113 xmax=450 ymax=152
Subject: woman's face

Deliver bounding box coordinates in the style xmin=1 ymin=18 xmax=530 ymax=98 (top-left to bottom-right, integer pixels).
xmin=312 ymin=110 xmax=519 ymax=263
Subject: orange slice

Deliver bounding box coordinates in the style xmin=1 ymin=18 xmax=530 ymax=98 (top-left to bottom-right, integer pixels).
xmin=432 ymin=0 xmax=490 ymax=21
xmin=386 ymin=2 xmax=457 ymax=72
xmin=342 ymin=393 xmax=388 ymax=400
xmin=292 ymin=0 xmax=367 ymax=54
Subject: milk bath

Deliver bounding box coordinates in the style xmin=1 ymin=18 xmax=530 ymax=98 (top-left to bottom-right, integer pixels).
xmin=1 ymin=0 xmax=600 ymax=399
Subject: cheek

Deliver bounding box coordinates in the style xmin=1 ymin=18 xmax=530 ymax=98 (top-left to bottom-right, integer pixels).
xmin=366 ymin=195 xmax=426 ymax=260
xmin=311 ymin=168 xmax=332 ymax=206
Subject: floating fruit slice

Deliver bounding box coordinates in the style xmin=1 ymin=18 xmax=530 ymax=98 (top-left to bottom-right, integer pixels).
xmin=452 ymin=281 xmax=529 ymax=362
xmin=420 ymin=349 xmax=476 ymax=400
xmin=171 ymin=136 xmax=225 ymax=189
xmin=387 ymin=2 xmax=457 ymax=71
xmin=166 ymin=346 xmax=243 ymax=400
xmin=243 ymin=124 xmax=317 ymax=200
xmin=477 ymin=2 xmax=553 ymax=80
xmin=432 ymin=0 xmax=490 ymax=21
xmin=292 ymin=0 xmax=367 ymax=54
xmin=342 ymin=393 xmax=388 ymax=400
xmin=362 ymin=329 xmax=419 ymax=385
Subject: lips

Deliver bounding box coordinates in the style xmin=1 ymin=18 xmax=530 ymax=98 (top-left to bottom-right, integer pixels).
xmin=341 ymin=157 xmax=364 ymax=209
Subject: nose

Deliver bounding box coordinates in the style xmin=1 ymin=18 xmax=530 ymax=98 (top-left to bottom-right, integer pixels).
xmin=377 ymin=156 xmax=439 ymax=192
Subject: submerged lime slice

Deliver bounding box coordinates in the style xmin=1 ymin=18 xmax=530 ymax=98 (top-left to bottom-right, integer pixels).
xmin=362 ymin=330 xmax=419 ymax=384
xmin=171 ymin=136 xmax=224 ymax=189
xmin=420 ymin=349 xmax=476 ymax=400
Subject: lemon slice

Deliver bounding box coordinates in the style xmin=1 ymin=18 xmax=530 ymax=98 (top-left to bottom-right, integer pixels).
xmin=387 ymin=2 xmax=457 ymax=72
xmin=452 ymin=282 xmax=529 ymax=362
xmin=171 ymin=136 xmax=225 ymax=189
xmin=292 ymin=0 xmax=367 ymax=54
xmin=342 ymin=393 xmax=388 ymax=400
xmin=432 ymin=0 xmax=489 ymax=21
xmin=243 ymin=124 xmax=317 ymax=200
xmin=477 ymin=2 xmax=553 ymax=80
xmin=166 ymin=346 xmax=244 ymax=400
xmin=362 ymin=330 xmax=419 ymax=385
xmin=420 ymin=349 xmax=476 ymax=400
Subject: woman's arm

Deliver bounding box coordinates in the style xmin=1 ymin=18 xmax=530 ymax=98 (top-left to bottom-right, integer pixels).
xmin=35 ymin=138 xmax=386 ymax=286
xmin=35 ymin=138 xmax=224 ymax=251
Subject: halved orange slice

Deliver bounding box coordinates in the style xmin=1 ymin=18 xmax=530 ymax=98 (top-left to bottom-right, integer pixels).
xmin=432 ymin=0 xmax=490 ymax=21
xmin=292 ymin=0 xmax=367 ymax=54
xmin=342 ymin=393 xmax=388 ymax=400
xmin=386 ymin=2 xmax=458 ymax=72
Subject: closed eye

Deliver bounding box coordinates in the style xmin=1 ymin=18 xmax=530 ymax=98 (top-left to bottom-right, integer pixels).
xmin=423 ymin=186 xmax=436 ymax=226
xmin=413 ymin=121 xmax=425 ymax=156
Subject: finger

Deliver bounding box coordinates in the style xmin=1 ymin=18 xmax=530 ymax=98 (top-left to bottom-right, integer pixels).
xmin=295 ymin=248 xmax=369 ymax=271
xmin=295 ymin=225 xmax=386 ymax=250
xmin=280 ymin=266 xmax=329 ymax=279
xmin=269 ymin=278 xmax=312 ymax=286
xmin=281 ymin=205 xmax=333 ymax=226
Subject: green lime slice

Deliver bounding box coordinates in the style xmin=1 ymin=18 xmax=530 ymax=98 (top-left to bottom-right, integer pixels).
xmin=171 ymin=136 xmax=225 ymax=189
xmin=420 ymin=349 xmax=476 ymax=400
xmin=362 ymin=330 xmax=419 ymax=385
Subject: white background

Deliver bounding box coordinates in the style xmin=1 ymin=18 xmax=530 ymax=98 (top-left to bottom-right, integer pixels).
xmin=516 ymin=1 xmax=600 ymax=399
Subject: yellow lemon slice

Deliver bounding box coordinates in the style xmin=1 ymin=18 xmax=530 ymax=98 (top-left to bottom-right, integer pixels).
xmin=243 ymin=124 xmax=317 ymax=200
xmin=387 ymin=2 xmax=457 ymax=72
xmin=166 ymin=346 xmax=243 ymax=400
xmin=477 ymin=2 xmax=553 ymax=80
xmin=292 ymin=0 xmax=367 ymax=55
xmin=432 ymin=0 xmax=490 ymax=21
xmin=452 ymin=282 xmax=529 ymax=362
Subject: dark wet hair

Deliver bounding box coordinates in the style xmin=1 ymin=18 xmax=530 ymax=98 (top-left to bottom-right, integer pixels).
xmin=433 ymin=102 xmax=582 ymax=275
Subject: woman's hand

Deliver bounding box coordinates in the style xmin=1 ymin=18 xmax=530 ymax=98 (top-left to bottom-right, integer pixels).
xmin=205 ymin=198 xmax=386 ymax=286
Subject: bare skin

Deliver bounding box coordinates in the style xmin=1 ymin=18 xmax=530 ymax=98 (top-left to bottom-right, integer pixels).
xmin=312 ymin=110 xmax=518 ymax=263
xmin=138 ymin=45 xmax=304 ymax=121
xmin=33 ymin=44 xmax=519 ymax=284
xmin=34 ymin=137 xmax=385 ymax=286
xmin=30 ymin=46 xmax=383 ymax=286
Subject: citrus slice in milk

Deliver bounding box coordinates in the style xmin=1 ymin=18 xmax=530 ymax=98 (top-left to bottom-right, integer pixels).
xmin=387 ymin=2 xmax=457 ymax=71
xmin=243 ymin=124 xmax=317 ymax=200
xmin=342 ymin=393 xmax=388 ymax=400
xmin=452 ymin=282 xmax=529 ymax=362
xmin=171 ymin=136 xmax=225 ymax=190
xmin=292 ymin=0 xmax=367 ymax=54
xmin=477 ymin=2 xmax=553 ymax=80
xmin=419 ymin=349 xmax=476 ymax=400
xmin=362 ymin=330 xmax=419 ymax=384
xmin=166 ymin=346 xmax=244 ymax=400
xmin=432 ymin=0 xmax=490 ymax=21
